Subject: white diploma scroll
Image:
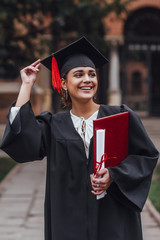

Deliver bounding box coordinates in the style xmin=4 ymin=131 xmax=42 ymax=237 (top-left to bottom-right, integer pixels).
xmin=96 ymin=129 xmax=107 ymax=200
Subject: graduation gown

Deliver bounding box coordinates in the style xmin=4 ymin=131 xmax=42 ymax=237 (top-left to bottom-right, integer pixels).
xmin=0 ymin=102 xmax=159 ymax=240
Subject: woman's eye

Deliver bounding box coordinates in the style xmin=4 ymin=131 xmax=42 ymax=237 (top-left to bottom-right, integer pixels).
xmin=74 ymin=73 xmax=82 ymax=78
xmin=74 ymin=72 xmax=96 ymax=78
xmin=90 ymin=73 xmax=96 ymax=77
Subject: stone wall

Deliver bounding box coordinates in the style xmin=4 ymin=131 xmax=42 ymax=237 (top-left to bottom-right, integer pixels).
xmin=0 ymin=83 xmax=44 ymax=124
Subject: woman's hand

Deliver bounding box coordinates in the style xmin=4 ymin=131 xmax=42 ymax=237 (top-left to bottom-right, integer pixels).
xmin=15 ymin=59 xmax=41 ymax=107
xmin=90 ymin=168 xmax=113 ymax=196
xmin=20 ymin=59 xmax=41 ymax=87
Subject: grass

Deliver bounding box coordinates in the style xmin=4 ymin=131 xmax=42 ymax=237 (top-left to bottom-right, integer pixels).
xmin=149 ymin=164 xmax=160 ymax=213
xmin=0 ymin=157 xmax=17 ymax=182
xmin=154 ymin=164 xmax=160 ymax=176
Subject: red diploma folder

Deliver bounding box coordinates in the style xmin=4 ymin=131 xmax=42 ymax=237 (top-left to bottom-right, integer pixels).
xmin=93 ymin=112 xmax=129 ymax=173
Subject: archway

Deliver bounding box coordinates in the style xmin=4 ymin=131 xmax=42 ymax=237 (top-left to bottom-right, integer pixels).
xmin=121 ymin=7 xmax=160 ymax=115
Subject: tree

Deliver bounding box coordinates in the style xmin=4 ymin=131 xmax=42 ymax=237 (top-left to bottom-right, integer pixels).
xmin=0 ymin=0 xmax=132 ymax=80
xmin=0 ymin=0 xmax=48 ymax=79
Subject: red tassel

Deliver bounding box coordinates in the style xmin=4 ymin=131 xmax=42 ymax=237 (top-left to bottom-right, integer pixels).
xmin=52 ymin=54 xmax=62 ymax=93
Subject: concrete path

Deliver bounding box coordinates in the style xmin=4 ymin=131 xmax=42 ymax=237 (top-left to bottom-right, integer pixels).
xmin=0 ymin=160 xmax=45 ymax=240
xmin=0 ymin=116 xmax=159 ymax=240
xmin=142 ymin=204 xmax=160 ymax=240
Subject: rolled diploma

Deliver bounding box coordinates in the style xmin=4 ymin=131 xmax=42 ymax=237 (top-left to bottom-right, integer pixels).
xmin=96 ymin=129 xmax=107 ymax=200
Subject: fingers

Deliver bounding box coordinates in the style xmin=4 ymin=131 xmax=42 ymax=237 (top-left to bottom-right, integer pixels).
xmin=21 ymin=59 xmax=41 ymax=73
xmin=21 ymin=65 xmax=40 ymax=76
xmin=90 ymin=175 xmax=105 ymax=195
xmin=90 ymin=169 xmax=113 ymax=196
xmin=20 ymin=60 xmax=41 ymax=84
xmin=92 ymin=181 xmax=106 ymax=188
xmin=31 ymin=59 xmax=41 ymax=67
xmin=92 ymin=182 xmax=106 ymax=192
xmin=90 ymin=171 xmax=108 ymax=185
xmin=25 ymin=66 xmax=39 ymax=72
xmin=95 ymin=168 xmax=108 ymax=178
xmin=90 ymin=175 xmax=105 ymax=193
xmin=30 ymin=59 xmax=41 ymax=71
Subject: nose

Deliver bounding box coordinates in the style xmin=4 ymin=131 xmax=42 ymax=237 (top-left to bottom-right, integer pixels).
xmin=83 ymin=73 xmax=91 ymax=83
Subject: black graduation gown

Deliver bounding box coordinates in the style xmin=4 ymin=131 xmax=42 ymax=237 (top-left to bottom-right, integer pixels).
xmin=0 ymin=102 xmax=159 ymax=240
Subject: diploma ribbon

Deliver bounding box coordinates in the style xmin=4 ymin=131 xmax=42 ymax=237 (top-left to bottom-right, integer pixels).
xmin=95 ymin=153 xmax=117 ymax=173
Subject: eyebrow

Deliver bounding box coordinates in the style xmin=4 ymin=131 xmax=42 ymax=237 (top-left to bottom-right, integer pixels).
xmin=73 ymin=69 xmax=96 ymax=74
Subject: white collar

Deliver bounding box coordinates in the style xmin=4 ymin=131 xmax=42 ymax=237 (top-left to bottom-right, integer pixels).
xmin=70 ymin=110 xmax=98 ymax=122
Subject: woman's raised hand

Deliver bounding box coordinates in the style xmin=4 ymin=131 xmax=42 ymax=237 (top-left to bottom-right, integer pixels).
xmin=20 ymin=59 xmax=41 ymax=86
xmin=15 ymin=59 xmax=41 ymax=107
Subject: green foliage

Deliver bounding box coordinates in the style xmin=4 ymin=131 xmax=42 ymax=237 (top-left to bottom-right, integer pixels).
xmin=52 ymin=1 xmax=107 ymax=53
xmin=0 ymin=0 xmax=132 ymax=79
xmin=0 ymin=157 xmax=17 ymax=182
xmin=106 ymin=0 xmax=132 ymax=15
xmin=149 ymin=179 xmax=160 ymax=213
xmin=149 ymin=164 xmax=160 ymax=213
xmin=155 ymin=163 xmax=160 ymax=175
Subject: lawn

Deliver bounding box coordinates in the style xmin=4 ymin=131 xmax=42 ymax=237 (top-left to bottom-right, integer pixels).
xmin=0 ymin=157 xmax=17 ymax=182
xmin=149 ymin=164 xmax=160 ymax=213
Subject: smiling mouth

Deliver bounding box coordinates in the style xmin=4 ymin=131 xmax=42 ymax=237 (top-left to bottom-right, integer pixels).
xmin=79 ymin=86 xmax=94 ymax=90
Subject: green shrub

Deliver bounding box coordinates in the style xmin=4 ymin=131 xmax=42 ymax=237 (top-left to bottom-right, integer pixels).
xmin=155 ymin=164 xmax=160 ymax=175
xmin=149 ymin=164 xmax=160 ymax=213
xmin=0 ymin=157 xmax=17 ymax=182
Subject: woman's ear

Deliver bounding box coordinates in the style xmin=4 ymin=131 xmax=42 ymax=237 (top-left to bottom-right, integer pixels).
xmin=61 ymin=78 xmax=67 ymax=90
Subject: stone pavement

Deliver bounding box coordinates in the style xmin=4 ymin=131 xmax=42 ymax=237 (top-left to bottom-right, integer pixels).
xmin=142 ymin=204 xmax=160 ymax=240
xmin=0 ymin=160 xmax=46 ymax=240
xmin=0 ymin=116 xmax=160 ymax=240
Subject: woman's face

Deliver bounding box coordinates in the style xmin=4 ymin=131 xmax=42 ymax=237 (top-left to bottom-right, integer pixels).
xmin=62 ymin=66 xmax=98 ymax=103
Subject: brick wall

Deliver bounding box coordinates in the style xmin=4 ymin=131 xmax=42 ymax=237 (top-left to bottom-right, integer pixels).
xmin=103 ymin=0 xmax=160 ymax=38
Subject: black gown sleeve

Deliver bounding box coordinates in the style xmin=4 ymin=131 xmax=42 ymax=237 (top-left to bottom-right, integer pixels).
xmin=0 ymin=101 xmax=52 ymax=163
xmin=108 ymin=104 xmax=159 ymax=212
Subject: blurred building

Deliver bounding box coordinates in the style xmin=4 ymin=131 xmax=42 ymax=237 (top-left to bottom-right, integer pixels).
xmin=105 ymin=0 xmax=160 ymax=115
xmin=0 ymin=0 xmax=160 ymax=124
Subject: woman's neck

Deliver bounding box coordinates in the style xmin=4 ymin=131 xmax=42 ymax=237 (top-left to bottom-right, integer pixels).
xmin=71 ymin=100 xmax=100 ymax=119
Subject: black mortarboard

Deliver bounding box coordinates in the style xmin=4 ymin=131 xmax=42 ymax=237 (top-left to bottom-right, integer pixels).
xmin=41 ymin=36 xmax=108 ymax=93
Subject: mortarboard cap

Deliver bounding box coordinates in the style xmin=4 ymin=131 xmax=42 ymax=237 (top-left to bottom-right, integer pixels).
xmin=41 ymin=36 xmax=108 ymax=93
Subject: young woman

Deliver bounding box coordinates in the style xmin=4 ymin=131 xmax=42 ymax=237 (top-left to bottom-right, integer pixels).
xmin=0 ymin=37 xmax=159 ymax=240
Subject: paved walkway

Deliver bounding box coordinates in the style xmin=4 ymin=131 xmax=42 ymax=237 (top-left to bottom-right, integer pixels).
xmin=0 ymin=160 xmax=45 ymax=240
xmin=142 ymin=204 xmax=160 ymax=240
xmin=0 ymin=116 xmax=160 ymax=240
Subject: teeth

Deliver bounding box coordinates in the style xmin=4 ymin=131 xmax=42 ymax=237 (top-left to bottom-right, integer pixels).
xmin=80 ymin=87 xmax=92 ymax=90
